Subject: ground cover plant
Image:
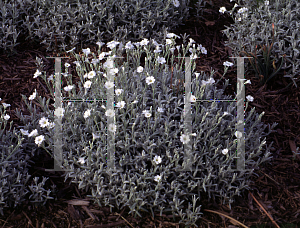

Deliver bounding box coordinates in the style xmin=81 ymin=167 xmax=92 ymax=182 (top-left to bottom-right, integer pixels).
xmin=0 ymin=0 xmax=300 ymax=227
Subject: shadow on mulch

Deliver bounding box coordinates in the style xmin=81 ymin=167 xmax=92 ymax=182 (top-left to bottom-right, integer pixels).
xmin=0 ymin=0 xmax=300 ymax=227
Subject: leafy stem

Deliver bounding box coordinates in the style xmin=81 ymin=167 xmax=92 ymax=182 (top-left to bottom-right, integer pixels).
xmin=239 ymin=23 xmax=287 ymax=87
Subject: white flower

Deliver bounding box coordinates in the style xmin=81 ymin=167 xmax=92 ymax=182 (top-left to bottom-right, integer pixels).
xmin=35 ymin=135 xmax=44 ymax=147
xmin=201 ymin=78 xmax=215 ymax=86
xmin=125 ymin=41 xmax=135 ymax=50
xmin=3 ymin=114 xmax=10 ymax=121
xmin=154 ymin=46 xmax=162 ymax=53
xmin=103 ymin=58 xmax=114 ymax=69
xmin=105 ymin=109 xmax=115 ymax=117
xmin=65 ymin=62 xmax=70 ymax=68
xmin=64 ymin=85 xmax=74 ymax=92
xmin=223 ymin=61 xmax=234 ymax=67
xmin=39 ymin=117 xmax=50 ymax=128
xmin=235 ymin=131 xmax=243 ymax=139
xmin=154 ymin=175 xmax=162 ymax=182
xmin=0 ymin=98 xmax=1 ymax=101
xmin=20 ymin=129 xmax=29 ymax=136
xmin=157 ymin=56 xmax=166 ymax=64
xmin=180 ymin=134 xmax=190 ymax=144
xmin=153 ymin=155 xmax=162 ymax=165
xmin=96 ymin=41 xmax=105 ymax=47
xmin=166 ymin=39 xmax=173 ymax=45
xmin=54 ymin=107 xmax=65 ymax=118
xmin=33 ymin=69 xmax=42 ymax=78
xmin=28 ymin=129 xmax=38 ymax=137
xmin=157 ymin=107 xmax=164 ymax=113
xmin=142 ymin=110 xmax=151 ymax=118
xmin=166 ymin=32 xmax=179 ymax=39
xmin=189 ymin=38 xmax=195 ymax=45
xmin=137 ymin=66 xmax=144 ymax=73
xmin=73 ymin=60 xmax=81 ymax=67
xmin=190 ymin=53 xmax=198 ymax=60
xmin=195 ymin=72 xmax=200 ymax=79
xmin=223 ymin=111 xmax=229 ymax=116
xmin=201 ymin=47 xmax=207 ymax=54
xmin=146 ymin=76 xmax=155 ymax=85
xmin=139 ymin=38 xmax=149 ymax=46
xmin=246 ymin=95 xmax=254 ymax=102
xmin=84 ymin=109 xmax=91 ymax=119
xmin=219 ymin=7 xmax=226 ymax=14
xmin=2 ymin=103 xmax=10 ymax=108
xmin=115 ymin=89 xmax=123 ymax=96
xmin=172 ymin=0 xmax=180 ymax=7
xmin=116 ymin=101 xmax=126 ymax=109
xmin=108 ymin=123 xmax=116 ymax=133
xmin=109 ymin=68 xmax=118 ymax=75
xmin=190 ymin=95 xmax=197 ymax=102
xmin=78 ymin=157 xmax=85 ymax=164
xmin=84 ymin=80 xmax=92 ymax=89
xmin=106 ymin=40 xmax=120 ymax=49
xmin=206 ymin=78 xmax=215 ymax=84
xmin=88 ymin=70 xmax=96 ymax=79
xmin=222 ymin=149 xmax=228 ymax=155
xmin=82 ymin=48 xmax=91 ymax=55
xmin=98 ymin=52 xmax=106 ymax=61
xmin=264 ymin=1 xmax=269 ymax=6
xmin=29 ymin=90 xmax=37 ymax=101
xmin=238 ymin=7 xmax=248 ymax=14
xmin=169 ymin=47 xmax=175 ymax=53
xmin=104 ymin=81 xmax=114 ymax=89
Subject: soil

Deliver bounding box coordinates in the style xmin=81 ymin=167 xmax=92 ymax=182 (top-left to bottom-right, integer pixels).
xmin=0 ymin=0 xmax=300 ymax=227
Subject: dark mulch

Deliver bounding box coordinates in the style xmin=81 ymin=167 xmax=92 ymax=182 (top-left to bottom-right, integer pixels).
xmin=0 ymin=0 xmax=300 ymax=227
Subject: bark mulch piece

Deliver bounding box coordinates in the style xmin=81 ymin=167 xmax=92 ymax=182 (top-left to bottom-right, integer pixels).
xmin=0 ymin=0 xmax=300 ymax=227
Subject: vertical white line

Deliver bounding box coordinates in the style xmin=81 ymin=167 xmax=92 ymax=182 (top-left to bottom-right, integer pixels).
xmin=53 ymin=58 xmax=63 ymax=171
xmin=236 ymin=57 xmax=246 ymax=170
xmin=106 ymin=59 xmax=116 ymax=172
xmin=182 ymin=57 xmax=193 ymax=171
xmin=45 ymin=57 xmax=70 ymax=172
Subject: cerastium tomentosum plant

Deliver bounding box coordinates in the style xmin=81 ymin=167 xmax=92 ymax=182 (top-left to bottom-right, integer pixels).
xmin=0 ymin=99 xmax=56 ymax=216
xmin=222 ymin=0 xmax=300 ymax=89
xmin=239 ymin=23 xmax=287 ymax=87
xmin=13 ymin=32 xmax=277 ymax=227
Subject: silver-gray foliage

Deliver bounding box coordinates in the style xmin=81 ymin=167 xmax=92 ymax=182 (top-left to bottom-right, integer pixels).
xmin=222 ymin=0 xmax=299 ymax=88
xmin=0 ymin=106 xmax=56 ymax=216
xmin=13 ymin=36 xmax=277 ymax=226
xmin=0 ymin=0 xmax=195 ymax=55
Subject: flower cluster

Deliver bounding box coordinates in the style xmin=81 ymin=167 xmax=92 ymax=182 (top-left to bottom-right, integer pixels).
xmin=8 ymin=29 xmax=275 ymax=227
xmin=220 ymin=1 xmax=270 ymax=21
xmin=17 ymin=32 xmax=257 ymax=177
